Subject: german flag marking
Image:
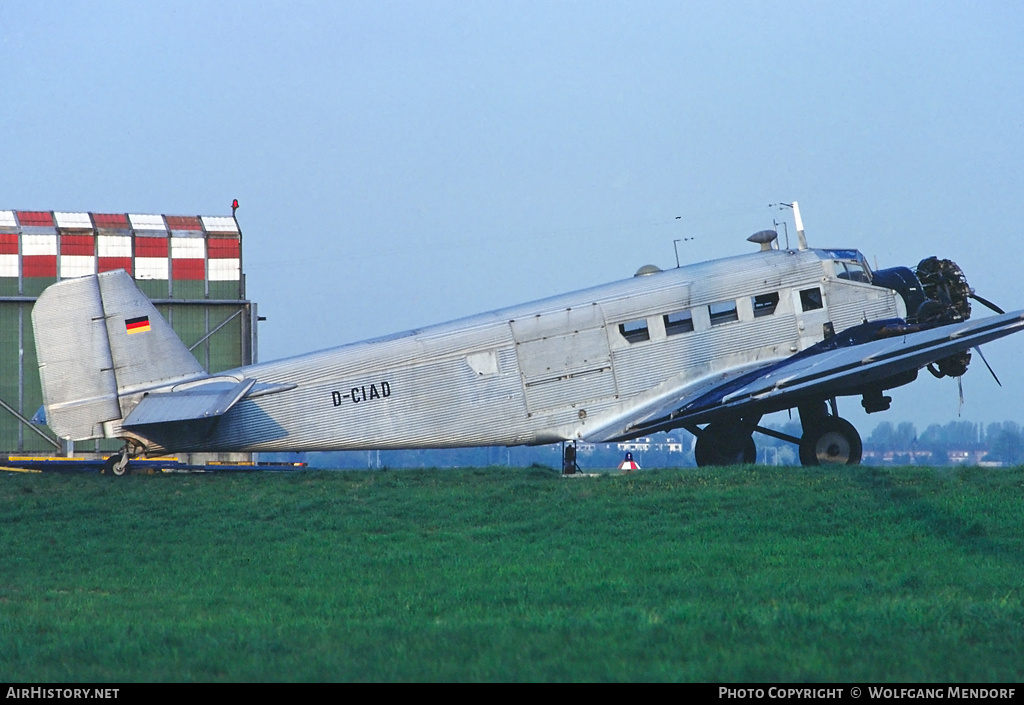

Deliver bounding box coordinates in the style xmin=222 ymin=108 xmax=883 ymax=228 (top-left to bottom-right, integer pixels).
xmin=125 ymin=315 xmax=151 ymax=334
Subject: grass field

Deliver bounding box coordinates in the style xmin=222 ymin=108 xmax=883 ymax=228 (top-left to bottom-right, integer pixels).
xmin=1 ymin=464 xmax=1022 ymax=682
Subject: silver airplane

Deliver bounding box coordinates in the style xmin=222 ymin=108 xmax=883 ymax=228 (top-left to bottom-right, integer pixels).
xmin=31 ymin=205 xmax=1024 ymax=474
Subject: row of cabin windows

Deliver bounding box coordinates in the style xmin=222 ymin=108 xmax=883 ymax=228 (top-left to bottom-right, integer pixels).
xmin=617 ymin=286 xmax=823 ymax=344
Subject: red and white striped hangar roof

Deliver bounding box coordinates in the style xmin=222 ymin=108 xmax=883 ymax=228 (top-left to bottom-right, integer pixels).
xmin=0 ymin=210 xmax=241 ymax=284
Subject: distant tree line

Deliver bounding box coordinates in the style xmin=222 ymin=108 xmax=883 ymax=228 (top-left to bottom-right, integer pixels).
xmin=865 ymin=420 xmax=1024 ymax=465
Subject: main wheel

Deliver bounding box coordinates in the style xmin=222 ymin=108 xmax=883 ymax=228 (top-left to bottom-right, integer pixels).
xmin=694 ymin=422 xmax=757 ymax=467
xmin=799 ymin=417 xmax=862 ymax=466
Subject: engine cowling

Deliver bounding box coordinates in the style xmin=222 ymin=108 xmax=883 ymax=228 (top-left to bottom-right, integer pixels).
xmin=915 ymin=256 xmax=972 ymax=323
xmin=916 ymin=256 xmax=972 ymax=378
xmin=871 ymin=258 xmax=974 ymax=378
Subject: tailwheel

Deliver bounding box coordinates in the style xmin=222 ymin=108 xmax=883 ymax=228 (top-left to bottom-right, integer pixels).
xmin=104 ymin=452 xmax=131 ymax=476
xmin=694 ymin=422 xmax=756 ymax=467
xmin=799 ymin=417 xmax=862 ymax=466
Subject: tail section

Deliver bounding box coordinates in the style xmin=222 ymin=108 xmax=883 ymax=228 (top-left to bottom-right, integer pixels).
xmin=32 ymin=270 xmax=205 ymax=441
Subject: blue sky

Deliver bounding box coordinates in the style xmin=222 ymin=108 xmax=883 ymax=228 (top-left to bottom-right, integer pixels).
xmin=3 ymin=1 xmax=1023 ymax=430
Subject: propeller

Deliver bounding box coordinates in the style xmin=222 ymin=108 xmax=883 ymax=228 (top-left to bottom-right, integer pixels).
xmin=973 ymin=346 xmax=1002 ymax=386
xmin=914 ymin=259 xmax=1007 ymax=410
xmin=915 ymin=257 xmax=1011 ymax=381
xmin=951 ymin=346 xmax=1001 ymax=418
xmin=969 ymin=291 xmax=1005 ymax=315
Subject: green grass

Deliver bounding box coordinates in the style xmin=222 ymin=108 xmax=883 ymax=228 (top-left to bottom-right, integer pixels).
xmin=1 ymin=465 xmax=1023 ymax=681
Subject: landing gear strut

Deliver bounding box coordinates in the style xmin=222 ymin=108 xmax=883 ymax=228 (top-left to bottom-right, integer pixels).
xmin=103 ymin=441 xmax=141 ymax=476
xmin=694 ymin=421 xmax=756 ymax=467
xmin=691 ymin=403 xmax=863 ymax=467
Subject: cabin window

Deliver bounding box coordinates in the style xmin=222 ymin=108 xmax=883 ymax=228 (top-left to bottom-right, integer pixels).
xmin=618 ymin=319 xmax=650 ymax=343
xmin=752 ymin=293 xmax=780 ymax=318
xmin=837 ymin=261 xmax=870 ymax=283
xmin=800 ymin=287 xmax=824 ymax=312
xmin=663 ymin=310 xmax=694 ymax=335
xmin=709 ymin=300 xmax=739 ymax=326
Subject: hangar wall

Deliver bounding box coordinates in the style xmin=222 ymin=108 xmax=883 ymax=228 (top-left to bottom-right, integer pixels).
xmin=0 ymin=209 xmax=257 ymax=457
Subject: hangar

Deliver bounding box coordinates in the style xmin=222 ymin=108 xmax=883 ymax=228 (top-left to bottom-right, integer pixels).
xmin=0 ymin=208 xmax=258 ymax=462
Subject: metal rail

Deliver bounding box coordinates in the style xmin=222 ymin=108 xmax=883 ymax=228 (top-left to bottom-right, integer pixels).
xmin=0 ymin=395 xmax=61 ymax=449
xmin=188 ymin=308 xmax=244 ymax=353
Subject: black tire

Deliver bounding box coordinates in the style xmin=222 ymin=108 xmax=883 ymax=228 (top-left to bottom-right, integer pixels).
xmin=799 ymin=417 xmax=862 ymax=466
xmin=104 ymin=453 xmax=131 ymax=476
xmin=694 ymin=422 xmax=757 ymax=467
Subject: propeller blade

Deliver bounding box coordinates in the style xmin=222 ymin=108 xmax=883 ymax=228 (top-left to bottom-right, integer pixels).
xmin=969 ymin=292 xmax=1005 ymax=315
xmin=973 ymin=345 xmax=1002 ymax=387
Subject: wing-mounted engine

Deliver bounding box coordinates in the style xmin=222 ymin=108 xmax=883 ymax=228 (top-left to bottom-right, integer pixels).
xmin=915 ymin=256 xmax=973 ymax=378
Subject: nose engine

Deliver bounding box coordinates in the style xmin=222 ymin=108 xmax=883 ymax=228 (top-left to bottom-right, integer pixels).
xmin=914 ymin=257 xmax=973 ymax=378
xmin=914 ymin=256 xmax=972 ymax=324
xmin=873 ymin=257 xmax=975 ymax=378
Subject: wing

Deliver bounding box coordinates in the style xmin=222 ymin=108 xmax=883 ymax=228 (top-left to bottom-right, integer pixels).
xmin=584 ymin=310 xmax=1024 ymax=443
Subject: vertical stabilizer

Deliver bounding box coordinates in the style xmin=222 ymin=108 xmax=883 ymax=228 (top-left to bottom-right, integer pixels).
xmin=32 ymin=270 xmax=205 ymax=441
xmin=33 ymin=275 xmax=120 ymax=440
xmin=95 ymin=270 xmax=205 ymax=392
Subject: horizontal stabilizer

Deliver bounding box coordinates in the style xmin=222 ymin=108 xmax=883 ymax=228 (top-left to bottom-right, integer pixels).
xmin=122 ymin=378 xmax=296 ymax=427
xmin=123 ymin=378 xmax=255 ymax=426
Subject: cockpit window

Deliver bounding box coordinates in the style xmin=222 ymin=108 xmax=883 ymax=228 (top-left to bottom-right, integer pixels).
xmin=837 ymin=261 xmax=870 ymax=283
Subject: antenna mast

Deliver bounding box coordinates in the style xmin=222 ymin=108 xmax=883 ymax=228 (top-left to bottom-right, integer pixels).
xmin=771 ymin=202 xmax=808 ymax=250
xmin=792 ymin=201 xmax=808 ymax=250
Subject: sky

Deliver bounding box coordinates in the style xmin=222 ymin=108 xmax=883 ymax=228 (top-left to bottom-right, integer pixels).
xmin=2 ymin=0 xmax=1023 ymax=433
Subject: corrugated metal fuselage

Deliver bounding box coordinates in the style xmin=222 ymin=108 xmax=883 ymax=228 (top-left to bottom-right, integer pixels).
xmin=144 ymin=248 xmax=904 ymax=452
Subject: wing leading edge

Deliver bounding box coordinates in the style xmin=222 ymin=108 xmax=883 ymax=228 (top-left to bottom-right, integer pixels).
xmin=584 ymin=310 xmax=1024 ymax=443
